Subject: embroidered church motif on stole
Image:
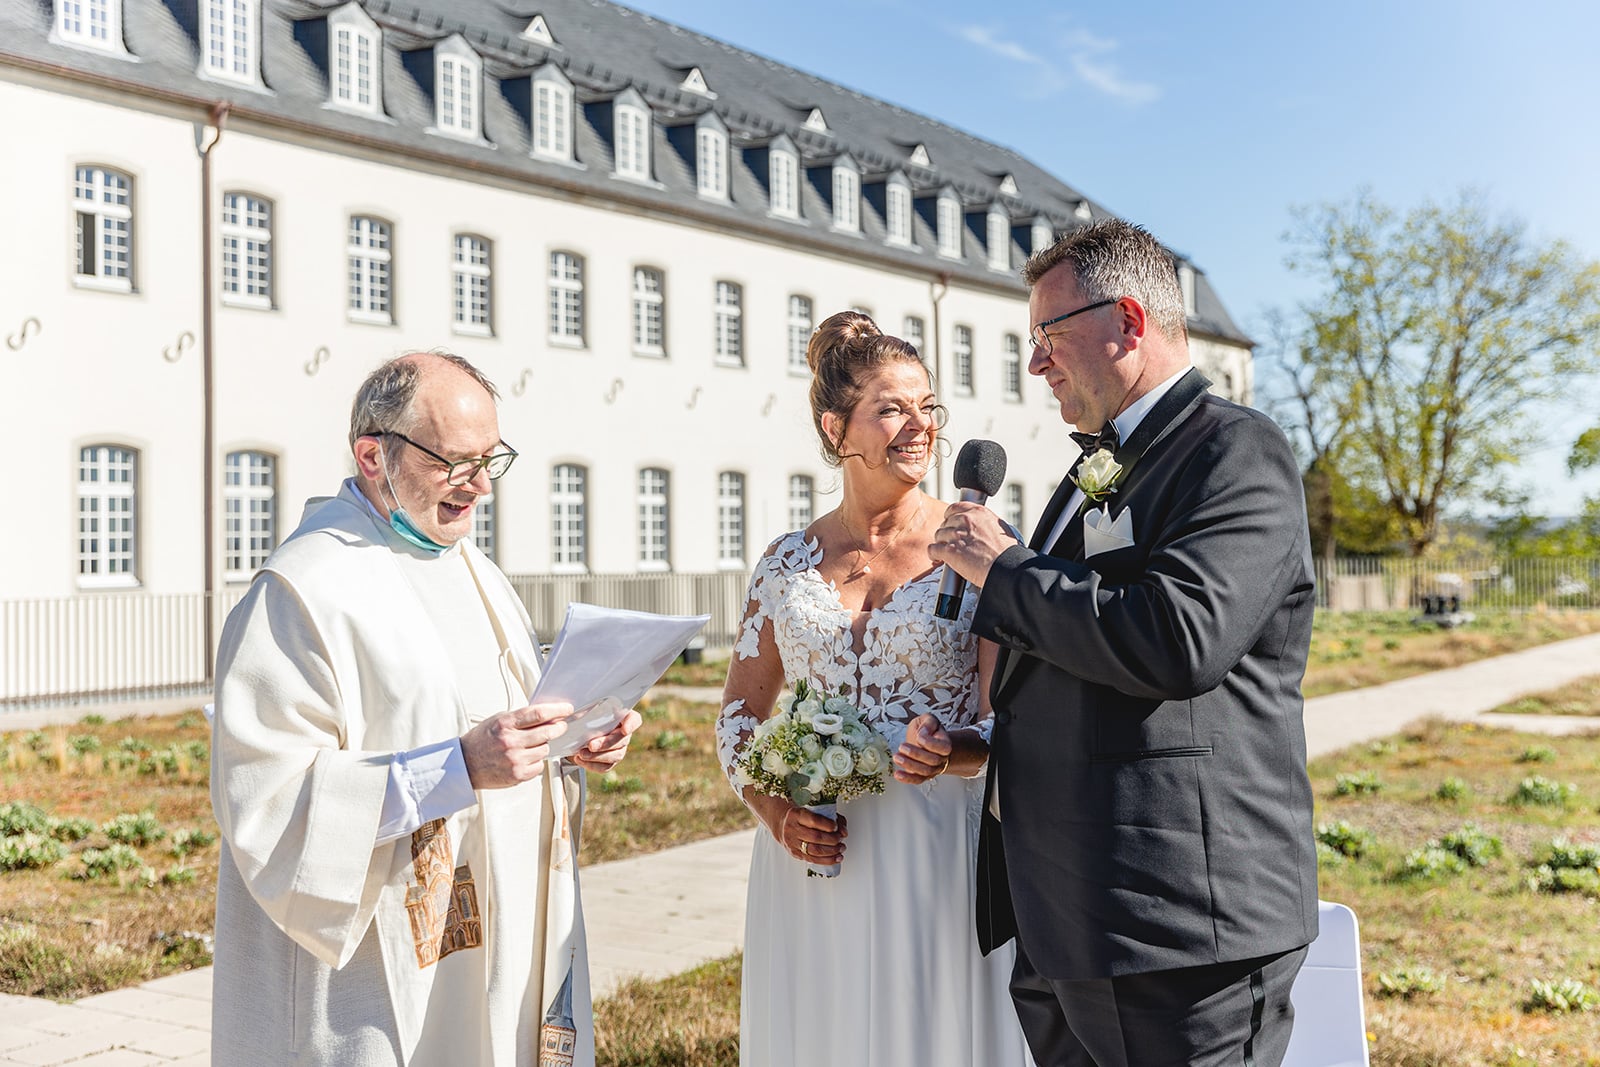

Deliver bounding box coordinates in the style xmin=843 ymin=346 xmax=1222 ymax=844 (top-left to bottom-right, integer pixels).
xmin=405 ymin=818 xmax=483 ymax=967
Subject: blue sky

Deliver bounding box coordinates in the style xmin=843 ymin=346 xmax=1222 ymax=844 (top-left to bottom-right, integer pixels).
xmin=623 ymin=0 xmax=1600 ymax=515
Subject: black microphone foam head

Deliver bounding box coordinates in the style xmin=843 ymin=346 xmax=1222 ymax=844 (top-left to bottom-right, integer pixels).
xmin=953 ymin=439 xmax=1007 ymax=496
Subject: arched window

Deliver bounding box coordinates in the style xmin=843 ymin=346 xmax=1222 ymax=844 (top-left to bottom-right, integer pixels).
xmin=937 ymin=192 xmax=962 ymax=258
xmin=886 ymin=179 xmax=912 ymax=246
xmin=551 ymin=464 xmax=588 ymax=572
xmin=77 ymin=444 xmax=138 ymax=587
xmin=1002 ymin=333 xmax=1022 ymax=401
xmin=73 ymin=165 xmax=133 ymax=290
xmin=632 ymin=267 xmax=666 ymax=356
xmin=953 ymin=324 xmax=974 ymax=396
xmin=788 ymin=474 xmax=815 ymax=532
xmin=714 ymin=281 xmax=743 ymax=367
xmin=436 ymin=50 xmax=479 ymax=136
xmin=331 ymin=19 xmax=379 ymax=113
xmin=347 ymin=215 xmax=392 ymax=323
xmin=453 ymin=234 xmax=492 ymax=334
xmin=533 ymin=72 xmax=573 ymax=160
xmin=787 ymin=295 xmax=812 ymax=373
xmin=549 ymin=251 xmax=584 ymax=343
xmin=831 ymin=162 xmax=860 ymax=232
xmin=202 ymin=0 xmax=258 ymax=83
xmin=614 ymin=96 xmax=651 ymax=180
xmin=637 ymin=467 xmax=670 ymax=570
xmin=987 ymin=209 xmax=1011 ymax=272
xmin=56 ymin=0 xmax=123 ymax=51
xmin=717 ymin=471 xmax=745 ymax=568
xmin=769 ymin=146 xmax=798 ymax=218
xmin=696 ymin=124 xmax=727 ymax=199
xmin=220 ymin=192 xmax=272 ymax=307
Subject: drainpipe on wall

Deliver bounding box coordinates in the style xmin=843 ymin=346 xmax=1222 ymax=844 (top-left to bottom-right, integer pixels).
xmin=199 ymin=101 xmax=229 ymax=687
xmin=928 ymin=272 xmax=950 ymax=498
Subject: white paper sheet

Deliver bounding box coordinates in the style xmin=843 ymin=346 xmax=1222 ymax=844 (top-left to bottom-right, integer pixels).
xmin=532 ymin=603 xmax=711 ymax=759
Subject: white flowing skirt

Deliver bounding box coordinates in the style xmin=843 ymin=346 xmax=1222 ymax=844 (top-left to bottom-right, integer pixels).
xmin=741 ymin=773 xmax=1032 ymax=1067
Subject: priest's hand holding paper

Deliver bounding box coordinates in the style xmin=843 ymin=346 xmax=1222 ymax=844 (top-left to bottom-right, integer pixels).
xmin=461 ymin=700 xmax=574 ymax=789
xmin=566 ymin=698 xmax=643 ymax=774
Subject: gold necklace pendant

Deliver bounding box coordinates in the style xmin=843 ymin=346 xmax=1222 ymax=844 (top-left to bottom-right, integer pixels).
xmin=840 ymin=498 xmax=923 ymax=580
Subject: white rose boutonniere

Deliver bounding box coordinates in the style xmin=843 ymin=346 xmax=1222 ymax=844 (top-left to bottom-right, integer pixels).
xmin=1072 ymin=449 xmax=1123 ymax=504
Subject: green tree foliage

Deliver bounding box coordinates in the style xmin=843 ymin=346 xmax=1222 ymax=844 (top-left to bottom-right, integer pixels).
xmin=1276 ymin=190 xmax=1600 ymax=556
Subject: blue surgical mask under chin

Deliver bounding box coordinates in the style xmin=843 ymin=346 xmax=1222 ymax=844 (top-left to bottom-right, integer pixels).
xmin=381 ymin=459 xmax=450 ymax=554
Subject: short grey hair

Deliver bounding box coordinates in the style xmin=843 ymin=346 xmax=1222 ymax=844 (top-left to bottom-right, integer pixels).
xmin=348 ymin=351 xmax=500 ymax=449
xmin=1022 ymin=218 xmax=1188 ymax=342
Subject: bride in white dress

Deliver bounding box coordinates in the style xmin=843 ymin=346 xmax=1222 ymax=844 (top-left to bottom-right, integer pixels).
xmin=716 ymin=312 xmax=1031 ymax=1066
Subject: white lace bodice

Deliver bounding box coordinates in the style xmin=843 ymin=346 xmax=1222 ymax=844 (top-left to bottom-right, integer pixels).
xmin=716 ymin=530 xmax=988 ymax=784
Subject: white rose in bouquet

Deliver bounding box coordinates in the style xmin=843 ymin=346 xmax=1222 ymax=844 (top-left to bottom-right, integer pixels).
xmin=797 ymin=760 xmax=827 ymax=795
xmin=799 ymin=734 xmax=823 ymax=759
xmin=823 ymin=696 xmax=854 ymax=714
xmin=761 ymin=748 xmax=791 ymax=777
xmin=810 ymin=712 xmax=844 ymax=736
xmin=821 ymin=745 xmax=855 ymax=779
xmin=840 ymin=720 xmax=870 ymax=747
xmin=796 ymin=697 xmax=824 ymax=718
xmin=854 ymin=744 xmax=885 ymax=776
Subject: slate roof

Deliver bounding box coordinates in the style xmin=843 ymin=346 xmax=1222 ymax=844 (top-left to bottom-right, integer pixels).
xmin=0 ymin=0 xmax=1250 ymax=344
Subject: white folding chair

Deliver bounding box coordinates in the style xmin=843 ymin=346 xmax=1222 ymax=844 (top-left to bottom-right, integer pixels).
xmin=1283 ymin=900 xmax=1370 ymax=1067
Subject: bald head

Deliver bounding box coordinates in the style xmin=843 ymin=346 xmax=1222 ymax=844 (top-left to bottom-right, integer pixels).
xmin=349 ymin=351 xmax=500 ymax=449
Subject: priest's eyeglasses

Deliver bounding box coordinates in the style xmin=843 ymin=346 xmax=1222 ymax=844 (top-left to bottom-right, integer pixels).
xmin=376 ymin=432 xmax=518 ymax=485
xmin=1028 ymin=298 xmax=1115 ymax=357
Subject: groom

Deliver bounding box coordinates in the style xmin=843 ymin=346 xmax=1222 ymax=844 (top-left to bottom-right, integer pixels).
xmin=930 ymin=219 xmax=1318 ymax=1066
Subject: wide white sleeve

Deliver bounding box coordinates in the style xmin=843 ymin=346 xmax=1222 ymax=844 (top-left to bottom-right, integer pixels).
xmin=376 ymin=738 xmax=477 ymax=845
xmin=211 ymin=572 xmax=397 ymax=970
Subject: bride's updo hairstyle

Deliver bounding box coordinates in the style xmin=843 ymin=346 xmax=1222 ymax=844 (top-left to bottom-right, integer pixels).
xmin=808 ymin=311 xmax=940 ymax=467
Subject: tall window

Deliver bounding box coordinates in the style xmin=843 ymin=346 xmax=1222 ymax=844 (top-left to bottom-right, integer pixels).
xmin=333 ymin=25 xmax=377 ymax=111
xmin=937 ymin=195 xmax=962 ymax=258
xmin=787 ymin=294 xmax=812 ymax=373
xmin=220 ymin=192 xmax=272 ymax=307
xmin=903 ymin=315 xmax=925 ymax=356
xmin=203 ymin=0 xmax=256 ymax=82
xmin=832 ymin=165 xmax=859 ymax=231
xmin=548 ymin=251 xmax=584 ymax=343
xmin=73 ymin=166 xmax=132 ymax=289
xmin=637 ymin=467 xmax=670 ymax=570
xmin=534 ymin=79 xmax=572 ymax=159
xmin=769 ymin=149 xmax=798 ymax=218
xmin=697 ymin=126 xmax=727 ymax=199
xmin=223 ymin=450 xmax=275 ymax=581
xmin=615 ymin=102 xmax=650 ymax=180
xmin=1179 ymin=264 xmax=1197 ymax=317
xmin=437 ymin=55 xmax=478 ymax=136
xmin=57 ymin=0 xmax=120 ymax=48
xmin=1031 ymin=218 xmax=1053 ymax=256
xmin=632 ymin=267 xmax=665 ymax=356
xmin=347 ymin=215 xmax=392 ymax=323
xmin=1002 ymin=333 xmax=1022 ymax=400
xmin=953 ymin=325 xmax=974 ymax=395
xmin=551 ymin=464 xmax=587 ymax=571
xmin=987 ymin=210 xmax=1011 ymax=272
xmin=453 ymin=234 xmax=492 ymax=334
xmin=77 ymin=445 xmax=137 ymax=587
xmin=472 ymin=492 xmax=496 ymax=561
xmin=1004 ymin=484 xmax=1024 ymax=532
xmin=714 ymin=281 xmax=743 ymax=367
xmin=717 ymin=472 xmax=746 ymax=568
xmin=886 ymin=181 xmax=911 ymax=245
xmin=788 ymin=474 xmax=814 ymax=532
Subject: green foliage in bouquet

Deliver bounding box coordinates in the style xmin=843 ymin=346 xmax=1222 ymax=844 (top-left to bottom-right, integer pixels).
xmin=733 ymin=679 xmax=892 ymax=808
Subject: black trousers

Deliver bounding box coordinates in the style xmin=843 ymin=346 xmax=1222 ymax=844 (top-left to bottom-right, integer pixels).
xmin=1009 ymin=938 xmax=1310 ymax=1067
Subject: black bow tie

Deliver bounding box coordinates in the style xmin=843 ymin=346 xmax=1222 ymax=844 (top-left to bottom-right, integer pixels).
xmin=1069 ymin=423 xmax=1120 ymax=455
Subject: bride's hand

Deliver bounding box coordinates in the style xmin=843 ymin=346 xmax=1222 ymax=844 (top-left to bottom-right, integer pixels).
xmin=756 ymin=797 xmax=847 ymax=865
xmin=894 ymin=714 xmax=952 ymax=784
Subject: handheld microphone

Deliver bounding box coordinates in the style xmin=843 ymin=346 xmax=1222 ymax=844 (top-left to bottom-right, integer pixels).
xmin=935 ymin=439 xmax=1007 ymax=620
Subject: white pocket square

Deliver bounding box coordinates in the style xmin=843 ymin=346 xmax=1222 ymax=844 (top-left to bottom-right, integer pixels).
xmin=1083 ymin=505 xmax=1135 ymax=557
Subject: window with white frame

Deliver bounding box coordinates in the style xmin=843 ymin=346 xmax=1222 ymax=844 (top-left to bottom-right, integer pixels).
xmin=549 ymin=251 xmax=584 ymax=343
xmin=987 ymin=209 xmax=1011 ymax=272
xmin=831 ymin=164 xmax=859 ymax=231
xmin=332 ymin=23 xmax=378 ymax=112
xmin=73 ymin=165 xmax=132 ymax=289
xmin=953 ymin=324 xmax=974 ymax=395
xmin=453 ymin=234 xmax=492 ymax=334
xmin=769 ymin=147 xmax=798 ymax=218
xmin=696 ymin=125 xmax=727 ymax=199
xmin=632 ymin=266 xmax=665 ymax=356
xmin=903 ymin=315 xmax=924 ymax=356
xmin=787 ymin=294 xmax=812 ymax=373
xmin=1031 ymin=218 xmax=1053 ymax=256
xmin=77 ymin=444 xmax=137 ymax=587
xmin=202 ymin=0 xmax=256 ymax=82
xmin=1179 ymin=264 xmax=1197 ymax=317
xmin=788 ymin=474 xmax=814 ymax=532
xmin=614 ymin=100 xmax=650 ymax=180
xmin=347 ymin=215 xmax=392 ymax=323
xmin=937 ymin=194 xmax=962 ymax=258
xmin=1004 ymin=483 xmax=1024 ymax=531
xmin=534 ymin=77 xmax=572 ymax=160
xmin=437 ymin=53 xmax=478 ymax=136
xmin=472 ymin=491 xmax=496 ymax=561
xmin=717 ymin=471 xmax=745 ymax=568
xmin=1002 ymin=333 xmax=1022 ymax=400
xmin=56 ymin=0 xmax=120 ymax=49
xmin=223 ymin=450 xmax=276 ymax=580
xmin=637 ymin=467 xmax=670 ymax=570
xmin=551 ymin=464 xmax=587 ymax=571
xmin=220 ymin=192 xmax=272 ymax=307
xmin=886 ymin=180 xmax=912 ymax=246
xmin=714 ymin=280 xmax=743 ymax=366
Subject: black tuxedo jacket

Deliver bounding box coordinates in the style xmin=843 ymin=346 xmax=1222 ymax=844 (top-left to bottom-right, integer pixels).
xmin=972 ymin=368 xmax=1319 ymax=980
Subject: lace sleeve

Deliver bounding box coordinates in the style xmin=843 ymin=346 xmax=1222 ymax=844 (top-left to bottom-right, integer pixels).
xmin=714 ymin=538 xmax=790 ymax=795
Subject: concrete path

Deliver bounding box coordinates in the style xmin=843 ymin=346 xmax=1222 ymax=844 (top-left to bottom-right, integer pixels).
xmin=3 ymin=633 xmax=1598 ymax=1065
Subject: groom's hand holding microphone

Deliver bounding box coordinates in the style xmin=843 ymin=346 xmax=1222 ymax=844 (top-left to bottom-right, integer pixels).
xmin=929 ymin=439 xmax=1012 ymax=605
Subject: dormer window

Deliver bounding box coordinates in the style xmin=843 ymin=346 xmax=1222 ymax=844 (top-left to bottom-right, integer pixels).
xmin=1075 ymin=200 xmax=1092 ymax=221
xmin=533 ymin=67 xmax=574 ymax=161
xmin=1179 ymin=264 xmax=1197 ymax=317
xmin=936 ymin=191 xmax=962 ymax=258
xmin=614 ymin=91 xmax=651 ymax=181
xmin=885 ymin=176 xmax=912 ymax=246
xmin=696 ymin=118 xmax=728 ymax=199
xmin=986 ymin=207 xmax=1011 ymax=272
xmin=803 ymin=108 xmax=828 ymax=134
xmin=202 ymin=0 xmax=259 ymax=84
xmin=998 ymin=174 xmax=1019 ymax=197
xmin=329 ymin=5 xmax=382 ymax=114
xmin=909 ymin=143 xmax=931 ymax=167
xmin=436 ymin=45 xmax=480 ymax=138
xmin=831 ymin=157 xmax=859 ymax=232
xmin=522 ymin=14 xmax=556 ymax=47
xmin=769 ymin=142 xmax=798 ymax=219
xmin=680 ymin=67 xmax=714 ymax=97
xmin=1031 ymin=216 xmax=1053 ymax=255
xmin=56 ymin=0 xmax=123 ymax=51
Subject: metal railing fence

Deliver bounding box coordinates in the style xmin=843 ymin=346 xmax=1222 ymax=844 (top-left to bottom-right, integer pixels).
xmin=1313 ymin=556 xmax=1600 ymax=612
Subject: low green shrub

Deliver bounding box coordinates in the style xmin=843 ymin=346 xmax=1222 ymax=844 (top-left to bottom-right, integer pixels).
xmin=1315 ymin=820 xmax=1374 ymax=860
xmin=0 ymin=802 xmax=50 ymax=836
xmin=1524 ymin=978 xmax=1598 ymax=1014
xmin=1509 ymin=776 xmax=1576 ymax=807
xmin=75 ymin=844 xmax=142 ymax=881
xmin=1334 ymin=771 xmax=1382 ymax=796
xmin=1398 ymin=845 xmax=1468 ymax=881
xmin=103 ymin=811 xmax=165 ymax=847
xmin=1376 ymin=967 xmax=1444 ymax=999
xmin=1435 ymin=776 xmax=1469 ymax=801
xmin=0 ymin=833 xmax=65 ymax=871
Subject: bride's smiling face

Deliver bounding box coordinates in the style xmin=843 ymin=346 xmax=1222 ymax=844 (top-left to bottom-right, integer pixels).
xmin=827 ymin=361 xmax=941 ymax=483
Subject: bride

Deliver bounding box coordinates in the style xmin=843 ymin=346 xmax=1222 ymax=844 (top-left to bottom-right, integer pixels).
xmin=716 ymin=312 xmax=1030 ymax=1065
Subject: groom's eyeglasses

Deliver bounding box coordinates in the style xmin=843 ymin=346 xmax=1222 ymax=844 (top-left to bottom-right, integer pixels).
xmin=374 ymin=431 xmax=518 ymax=485
xmin=1028 ymin=299 xmax=1115 ymax=357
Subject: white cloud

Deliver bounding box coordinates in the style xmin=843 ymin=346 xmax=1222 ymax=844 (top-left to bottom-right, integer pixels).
xmin=958 ymin=24 xmax=1045 ymax=66
xmin=1070 ymin=54 xmax=1160 ymax=105
xmin=949 ymin=21 xmax=1160 ymax=106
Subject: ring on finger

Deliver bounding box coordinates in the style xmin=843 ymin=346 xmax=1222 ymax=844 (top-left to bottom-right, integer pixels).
xmin=800 ymin=841 xmax=810 ymax=856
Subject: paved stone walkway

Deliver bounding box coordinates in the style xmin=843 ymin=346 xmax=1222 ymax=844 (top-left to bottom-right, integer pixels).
xmin=4 ymin=633 xmax=1599 ymax=1065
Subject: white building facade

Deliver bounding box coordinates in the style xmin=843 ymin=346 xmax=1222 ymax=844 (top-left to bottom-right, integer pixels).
xmin=0 ymin=0 xmax=1253 ymax=699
